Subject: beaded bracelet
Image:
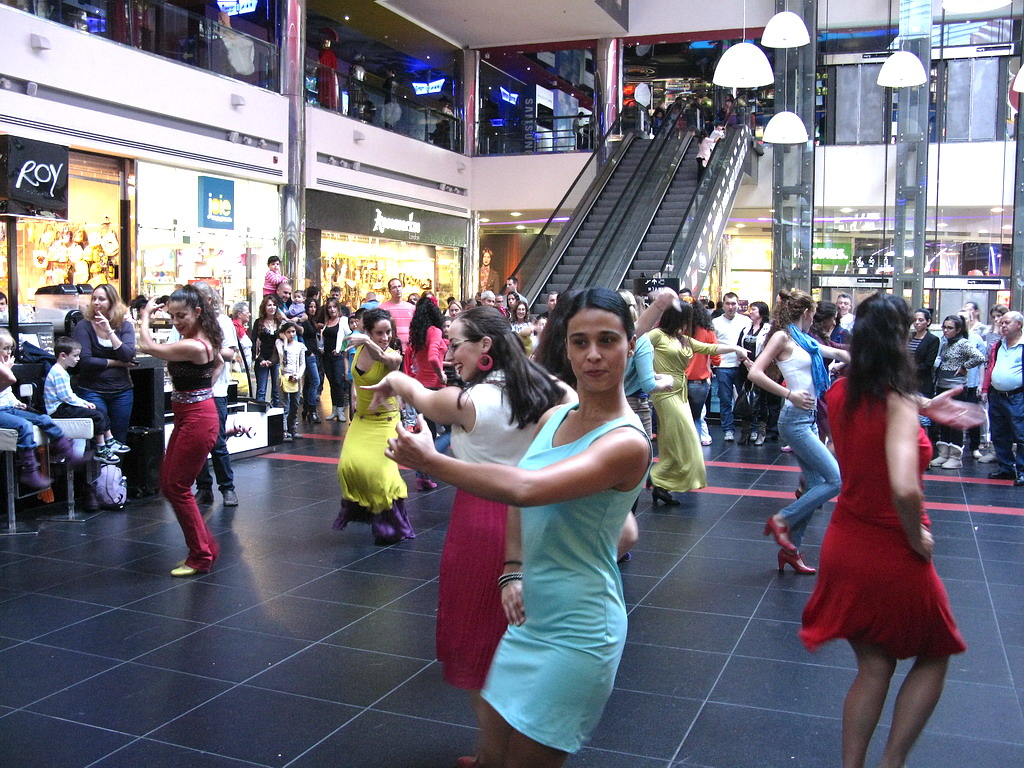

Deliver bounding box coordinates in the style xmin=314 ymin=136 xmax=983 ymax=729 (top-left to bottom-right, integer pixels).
xmin=498 ymin=572 xmax=524 ymax=590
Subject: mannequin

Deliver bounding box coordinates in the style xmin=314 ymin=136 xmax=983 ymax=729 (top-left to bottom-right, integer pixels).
xmin=349 ymin=55 xmax=366 ymax=117
xmin=318 ymin=28 xmax=340 ymax=111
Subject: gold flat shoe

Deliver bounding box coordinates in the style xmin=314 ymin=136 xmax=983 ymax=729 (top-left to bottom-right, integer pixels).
xmin=170 ymin=565 xmax=200 ymax=578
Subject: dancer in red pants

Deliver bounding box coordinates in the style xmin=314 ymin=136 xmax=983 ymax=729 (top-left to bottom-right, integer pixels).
xmin=138 ymin=285 xmax=225 ymax=577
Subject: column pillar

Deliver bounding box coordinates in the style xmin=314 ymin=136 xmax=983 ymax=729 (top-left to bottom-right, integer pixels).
xmin=595 ymin=37 xmax=622 ymax=159
xmin=771 ymin=0 xmax=816 ymax=293
xmin=462 ymin=48 xmax=479 ymax=156
xmin=1012 ymin=16 xmax=1024 ymax=312
xmin=279 ymin=0 xmax=306 ymax=285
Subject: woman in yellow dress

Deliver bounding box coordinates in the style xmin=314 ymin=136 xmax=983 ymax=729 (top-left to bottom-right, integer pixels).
xmin=647 ymin=294 xmax=748 ymax=505
xmin=333 ymin=307 xmax=414 ymax=544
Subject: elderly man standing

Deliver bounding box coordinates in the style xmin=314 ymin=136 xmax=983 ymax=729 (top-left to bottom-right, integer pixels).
xmin=982 ymin=311 xmax=1024 ymax=486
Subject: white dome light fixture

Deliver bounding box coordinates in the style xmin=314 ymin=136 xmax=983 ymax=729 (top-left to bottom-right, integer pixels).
xmin=713 ymin=42 xmax=774 ymax=88
xmin=1012 ymin=67 xmax=1024 ymax=93
xmin=941 ymin=0 xmax=1011 ymax=12
xmin=761 ymin=11 xmax=810 ymax=48
xmin=762 ymin=111 xmax=809 ymax=143
xmin=877 ymin=51 xmax=928 ymax=88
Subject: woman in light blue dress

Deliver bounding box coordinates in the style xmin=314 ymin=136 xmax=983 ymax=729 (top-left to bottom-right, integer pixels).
xmin=387 ymin=288 xmax=652 ymax=768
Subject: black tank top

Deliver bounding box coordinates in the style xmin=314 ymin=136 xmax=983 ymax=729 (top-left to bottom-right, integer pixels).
xmin=167 ymin=341 xmax=217 ymax=392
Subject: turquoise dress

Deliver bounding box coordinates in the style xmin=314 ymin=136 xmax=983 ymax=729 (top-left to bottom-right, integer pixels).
xmin=481 ymin=404 xmax=651 ymax=753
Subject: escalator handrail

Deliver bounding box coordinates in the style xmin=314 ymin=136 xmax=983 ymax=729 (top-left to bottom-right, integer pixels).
xmin=510 ymin=110 xmax=634 ymax=303
xmin=561 ymin=101 xmax=690 ymax=294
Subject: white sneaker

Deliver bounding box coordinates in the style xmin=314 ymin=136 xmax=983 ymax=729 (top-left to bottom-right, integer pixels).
xmin=724 ymin=430 xmax=735 ymax=442
xmin=978 ymin=451 xmax=998 ymax=463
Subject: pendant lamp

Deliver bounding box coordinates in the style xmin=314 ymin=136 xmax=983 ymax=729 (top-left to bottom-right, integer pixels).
xmin=712 ymin=42 xmax=774 ymax=88
xmin=762 ymin=111 xmax=809 ymax=143
xmin=941 ymin=0 xmax=1011 ymax=12
xmin=876 ymin=51 xmax=928 ymax=88
xmin=761 ymin=11 xmax=811 ymax=48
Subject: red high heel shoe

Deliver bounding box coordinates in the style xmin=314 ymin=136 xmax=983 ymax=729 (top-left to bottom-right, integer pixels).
xmin=777 ymin=548 xmax=816 ymax=575
xmin=764 ymin=515 xmax=797 ymax=552
xmin=456 ymin=758 xmax=479 ymax=768
xmin=416 ymin=477 xmax=438 ymax=491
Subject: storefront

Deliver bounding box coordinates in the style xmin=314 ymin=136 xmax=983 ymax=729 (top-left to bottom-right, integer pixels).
xmin=135 ymin=162 xmax=281 ymax=309
xmin=306 ymin=191 xmax=468 ymax=307
xmin=1 ymin=136 xmax=129 ymax=313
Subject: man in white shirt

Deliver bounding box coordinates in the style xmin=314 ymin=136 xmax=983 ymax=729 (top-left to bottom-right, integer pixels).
xmin=380 ymin=277 xmax=415 ymax=349
xmin=836 ymin=293 xmax=855 ymax=333
xmin=711 ymin=292 xmax=752 ymax=441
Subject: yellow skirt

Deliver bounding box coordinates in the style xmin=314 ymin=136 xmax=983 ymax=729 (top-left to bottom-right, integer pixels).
xmin=650 ymin=386 xmax=707 ymax=493
xmin=338 ymin=410 xmax=408 ymax=514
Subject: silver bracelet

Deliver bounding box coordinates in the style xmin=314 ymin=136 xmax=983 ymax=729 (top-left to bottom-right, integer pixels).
xmin=498 ymin=572 xmax=523 ymax=590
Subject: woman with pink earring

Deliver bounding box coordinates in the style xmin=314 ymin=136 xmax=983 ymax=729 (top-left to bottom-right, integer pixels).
xmin=364 ymin=306 xmax=571 ymax=765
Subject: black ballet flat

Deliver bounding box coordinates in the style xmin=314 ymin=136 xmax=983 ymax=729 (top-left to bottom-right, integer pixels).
xmin=651 ymin=486 xmax=680 ymax=506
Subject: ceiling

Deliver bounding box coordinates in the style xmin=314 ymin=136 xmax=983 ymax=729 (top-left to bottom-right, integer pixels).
xmin=379 ymin=0 xmax=627 ymax=48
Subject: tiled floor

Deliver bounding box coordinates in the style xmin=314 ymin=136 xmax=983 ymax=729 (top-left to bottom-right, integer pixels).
xmin=2 ymin=420 xmax=1023 ymax=767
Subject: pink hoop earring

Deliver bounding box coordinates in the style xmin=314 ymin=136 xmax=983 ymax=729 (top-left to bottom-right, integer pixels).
xmin=477 ymin=353 xmax=493 ymax=372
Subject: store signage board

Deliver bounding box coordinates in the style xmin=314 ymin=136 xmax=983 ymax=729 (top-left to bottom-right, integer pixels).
xmin=412 ymin=78 xmax=446 ymax=95
xmin=198 ymin=176 xmax=235 ymax=230
xmin=217 ymin=0 xmax=258 ymax=15
xmin=307 ymin=191 xmax=468 ymax=248
xmin=0 ymin=135 xmax=69 ymax=218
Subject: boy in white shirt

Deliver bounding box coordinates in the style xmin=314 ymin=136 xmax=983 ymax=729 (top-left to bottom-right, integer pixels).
xmin=45 ymin=336 xmax=126 ymax=466
xmin=277 ymin=322 xmax=306 ymax=441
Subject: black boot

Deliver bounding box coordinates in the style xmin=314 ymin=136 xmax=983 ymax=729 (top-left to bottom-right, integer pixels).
xmin=17 ymin=448 xmax=50 ymax=492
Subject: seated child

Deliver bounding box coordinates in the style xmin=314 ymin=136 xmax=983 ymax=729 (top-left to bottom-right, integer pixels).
xmin=263 ymin=255 xmax=287 ymax=297
xmin=0 ymin=329 xmax=73 ymax=491
xmin=44 ymin=336 xmax=130 ymax=466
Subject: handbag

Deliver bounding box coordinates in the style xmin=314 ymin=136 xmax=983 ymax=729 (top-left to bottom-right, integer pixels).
xmin=733 ymin=381 xmax=760 ymax=421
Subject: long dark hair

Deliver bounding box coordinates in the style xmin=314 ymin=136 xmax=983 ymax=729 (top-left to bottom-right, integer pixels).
xmin=409 ymin=294 xmax=444 ymax=351
xmin=168 ymin=284 xmax=223 ymax=350
xmin=942 ymin=314 xmax=968 ymax=341
xmin=533 ymin=289 xmax=581 ymax=384
xmin=846 ymin=293 xmax=916 ymax=409
xmin=454 ymin=306 xmax=563 ymax=429
xmin=810 ymin=300 xmax=838 ymax=344
xmin=362 ymin=307 xmax=401 ymax=352
xmin=689 ymin=299 xmax=714 ymax=333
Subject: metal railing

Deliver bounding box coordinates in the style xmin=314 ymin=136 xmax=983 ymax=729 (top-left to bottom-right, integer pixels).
xmin=306 ymin=62 xmax=463 ymax=150
xmin=476 ymin=114 xmax=594 ymax=156
xmin=3 ymin=0 xmax=279 ymax=89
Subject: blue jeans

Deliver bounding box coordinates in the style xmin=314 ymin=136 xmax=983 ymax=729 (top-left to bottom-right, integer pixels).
xmin=716 ymin=367 xmax=742 ymax=432
xmin=255 ymin=363 xmax=280 ymax=407
xmin=196 ymin=396 xmax=234 ymax=492
xmin=303 ymin=353 xmax=321 ymax=412
xmin=0 ymin=407 xmax=64 ymax=449
xmin=777 ymin=403 xmax=841 ymax=549
xmin=78 ymin=387 xmax=133 ymax=443
xmin=988 ymin=389 xmax=1024 ymax=476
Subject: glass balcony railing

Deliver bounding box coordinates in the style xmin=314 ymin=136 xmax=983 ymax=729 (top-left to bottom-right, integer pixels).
xmin=2 ymin=0 xmax=279 ymax=90
xmin=306 ymin=62 xmax=464 ymax=151
xmin=476 ymin=114 xmax=594 ymax=156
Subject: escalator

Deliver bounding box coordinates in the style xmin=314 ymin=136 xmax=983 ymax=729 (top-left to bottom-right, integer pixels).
xmin=518 ymin=123 xmax=756 ymax=304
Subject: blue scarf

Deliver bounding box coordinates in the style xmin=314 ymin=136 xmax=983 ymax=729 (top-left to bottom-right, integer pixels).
xmin=789 ymin=324 xmax=831 ymax=397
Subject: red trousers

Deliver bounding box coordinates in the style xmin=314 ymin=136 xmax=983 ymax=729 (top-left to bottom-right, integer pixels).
xmin=162 ymin=399 xmax=221 ymax=571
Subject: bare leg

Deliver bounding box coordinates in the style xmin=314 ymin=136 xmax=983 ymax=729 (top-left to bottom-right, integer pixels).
xmin=475 ymin=696 xmax=513 ymax=768
xmin=843 ymin=642 xmax=897 ymax=768
xmin=505 ymin=729 xmax=569 ymax=768
xmin=877 ymin=655 xmax=950 ymax=768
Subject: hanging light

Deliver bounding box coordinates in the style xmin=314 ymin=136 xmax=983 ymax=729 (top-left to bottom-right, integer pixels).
xmin=876 ymin=51 xmax=928 ymax=88
xmin=712 ymin=42 xmax=774 ymax=88
xmin=761 ymin=11 xmax=810 ymax=48
xmin=1012 ymin=67 xmax=1024 ymax=93
xmin=762 ymin=111 xmax=809 ymax=143
xmin=941 ymin=0 xmax=1011 ymax=12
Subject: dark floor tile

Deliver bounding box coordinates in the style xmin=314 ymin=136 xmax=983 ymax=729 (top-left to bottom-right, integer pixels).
xmin=92 ymin=739 xmax=260 ymax=767
xmin=344 ymin=547 xmax=443 ymax=581
xmin=677 ymin=701 xmax=841 ymax=767
xmin=248 ymin=643 xmax=430 ymax=707
xmin=374 ymin=661 xmax=477 ymax=727
xmin=288 ymin=568 xmax=428 ymax=607
xmin=983 ymin=558 xmax=1024 ymax=586
xmin=46 ymin=536 xmax=171 ymax=568
xmin=217 ymin=593 xmax=371 ymax=641
xmin=926 ymin=678 xmax=1024 ymax=742
xmin=908 ymin=730 xmax=1024 ymax=767
xmin=287 ymin=708 xmax=477 ymax=768
xmin=36 ymin=608 xmax=203 ymax=661
xmin=616 ymin=642 xmax=729 ymax=700
xmin=150 ymin=684 xmax=360 ymax=767
xmin=588 ymin=688 xmax=700 ymax=759
xmin=0 ymin=710 xmax=134 ymax=768
xmin=0 ymin=642 xmax=117 ymax=707
xmin=136 ymin=624 xmax=309 ymax=682
xmin=0 ymin=592 xmax=110 ymax=640
xmin=752 ymin=584 xmax=813 ymax=622
xmin=0 ymin=556 xmax=109 ymax=592
xmin=630 ymin=529 xmax=702 ymax=556
xmin=641 ymin=578 xmax=767 ymax=617
xmin=734 ymin=617 xmax=855 ymax=669
xmin=977 ymin=540 xmax=1024 ymax=565
xmin=627 ymin=606 xmax=748 ymax=654
xmin=324 ymin=607 xmax=437 ymax=660
xmin=974 ymin=522 xmax=1024 ymax=543
xmin=198 ymin=558 xmax=335 ymax=594
xmin=383 ymin=579 xmax=440 ymax=617
xmin=40 ymin=567 xmax=176 ymax=607
xmin=27 ymin=661 xmax=231 ymax=734
xmin=711 ymin=655 xmax=852 ymax=719
xmin=615 ymin=549 xmax=685 ymax=579
xmin=570 ymin=749 xmax=669 ymax=767
xmin=125 ymin=581 xmax=266 ymax=624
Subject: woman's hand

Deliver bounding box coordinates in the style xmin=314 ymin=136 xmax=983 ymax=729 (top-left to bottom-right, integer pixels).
xmin=385 ymin=414 xmax=437 ymax=470
xmin=922 ymin=387 xmax=985 ymax=429
xmin=787 ymin=388 xmax=816 ymax=410
xmin=347 ymin=333 xmax=369 ymax=348
xmin=362 ymin=378 xmax=395 ymax=413
xmin=141 ymin=297 xmax=162 ymax=318
xmin=651 ymin=374 xmax=674 ymax=393
xmin=910 ymin=524 xmax=934 ymax=561
xmin=260 ymin=359 xmax=271 ymax=368
xmin=501 ymin=581 xmax=525 ymax=626
xmin=93 ymin=311 xmax=113 ymax=337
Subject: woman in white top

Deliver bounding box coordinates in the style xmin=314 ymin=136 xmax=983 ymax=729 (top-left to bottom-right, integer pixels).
xmin=365 ymin=306 xmax=569 ymax=766
xmin=746 ymin=289 xmax=850 ymax=575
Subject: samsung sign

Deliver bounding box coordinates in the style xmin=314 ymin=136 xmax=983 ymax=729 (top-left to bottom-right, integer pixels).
xmin=198 ymin=175 xmax=235 ymax=230
xmin=0 ymin=135 xmax=69 ymax=218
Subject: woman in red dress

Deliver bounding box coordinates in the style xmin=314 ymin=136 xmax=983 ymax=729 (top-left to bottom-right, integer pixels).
xmin=800 ymin=293 xmax=967 ymax=768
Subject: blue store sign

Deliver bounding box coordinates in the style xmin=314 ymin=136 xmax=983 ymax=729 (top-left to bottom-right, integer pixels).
xmin=198 ymin=175 xmax=235 ymax=230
